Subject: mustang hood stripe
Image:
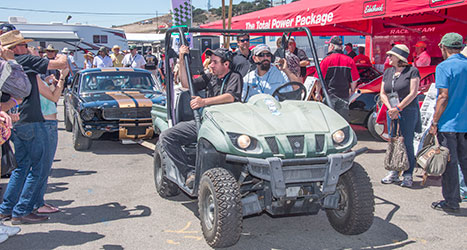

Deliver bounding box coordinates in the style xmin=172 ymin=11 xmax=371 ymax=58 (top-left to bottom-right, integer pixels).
xmin=124 ymin=91 xmax=153 ymax=107
xmin=105 ymin=92 xmax=136 ymax=108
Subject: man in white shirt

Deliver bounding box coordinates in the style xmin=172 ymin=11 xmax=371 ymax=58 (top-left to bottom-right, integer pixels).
xmin=93 ymin=47 xmax=112 ymax=68
xmin=242 ymin=44 xmax=301 ymax=101
xmin=122 ymin=45 xmax=146 ymax=69
xmin=414 ymin=41 xmax=431 ymax=67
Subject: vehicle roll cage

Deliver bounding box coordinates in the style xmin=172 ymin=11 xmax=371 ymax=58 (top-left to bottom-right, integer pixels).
xmin=164 ymin=27 xmax=332 ymax=131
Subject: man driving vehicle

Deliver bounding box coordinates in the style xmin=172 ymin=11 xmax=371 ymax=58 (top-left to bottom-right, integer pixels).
xmin=158 ymin=45 xmax=243 ymax=188
xmin=242 ymin=44 xmax=301 ymax=101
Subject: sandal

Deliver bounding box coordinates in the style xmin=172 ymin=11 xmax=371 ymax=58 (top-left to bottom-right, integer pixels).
xmin=36 ymin=204 xmax=60 ymax=214
xmin=431 ymin=200 xmax=459 ymax=212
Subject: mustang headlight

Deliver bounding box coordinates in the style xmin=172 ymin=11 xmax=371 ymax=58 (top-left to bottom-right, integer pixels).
xmin=332 ymin=130 xmax=346 ymax=144
xmin=80 ymin=108 xmax=95 ymax=121
xmin=237 ymin=135 xmax=251 ymax=149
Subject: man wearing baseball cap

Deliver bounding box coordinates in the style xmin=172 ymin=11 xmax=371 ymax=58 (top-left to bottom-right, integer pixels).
xmin=122 ymin=45 xmax=146 ymax=69
xmin=242 ymin=44 xmax=301 ymax=101
xmin=430 ymin=32 xmax=467 ymax=213
xmin=93 ymin=46 xmax=112 ymax=68
xmin=344 ymin=43 xmax=356 ymax=59
xmin=314 ymin=35 xmax=359 ymax=121
xmin=158 ymin=45 xmax=243 ymax=189
xmin=413 ymin=41 xmax=431 ymax=67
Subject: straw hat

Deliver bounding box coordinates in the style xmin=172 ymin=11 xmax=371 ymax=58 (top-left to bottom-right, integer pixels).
xmin=0 ymin=30 xmax=33 ymax=49
xmin=84 ymin=52 xmax=94 ymax=59
xmin=45 ymin=44 xmax=58 ymax=52
xmin=112 ymin=45 xmax=120 ymax=51
xmin=386 ymin=44 xmax=410 ymax=63
xmin=62 ymin=47 xmax=70 ymax=54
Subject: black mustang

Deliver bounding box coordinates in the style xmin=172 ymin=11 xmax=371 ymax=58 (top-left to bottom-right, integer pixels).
xmin=64 ymin=68 xmax=165 ymax=151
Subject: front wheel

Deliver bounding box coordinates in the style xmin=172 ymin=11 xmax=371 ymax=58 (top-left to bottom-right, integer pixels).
xmin=367 ymin=111 xmax=389 ymax=142
xmin=72 ymin=118 xmax=92 ymax=151
xmin=326 ymin=162 xmax=374 ymax=235
xmin=198 ymin=168 xmax=242 ymax=248
xmin=154 ymin=143 xmax=179 ymax=198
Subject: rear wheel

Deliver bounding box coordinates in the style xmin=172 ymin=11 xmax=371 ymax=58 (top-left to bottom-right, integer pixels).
xmin=72 ymin=117 xmax=92 ymax=151
xmin=64 ymin=104 xmax=72 ymax=132
xmin=198 ymin=168 xmax=242 ymax=248
xmin=154 ymin=143 xmax=179 ymax=197
xmin=326 ymin=162 xmax=374 ymax=235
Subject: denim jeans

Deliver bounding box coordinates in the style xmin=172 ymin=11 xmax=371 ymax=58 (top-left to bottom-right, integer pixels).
xmin=34 ymin=120 xmax=58 ymax=209
xmin=0 ymin=122 xmax=49 ymax=217
xmin=387 ymin=104 xmax=420 ymax=177
xmin=437 ymin=132 xmax=467 ymax=208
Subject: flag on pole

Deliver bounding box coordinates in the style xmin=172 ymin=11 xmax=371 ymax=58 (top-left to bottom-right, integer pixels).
xmin=171 ymin=0 xmax=192 ymax=27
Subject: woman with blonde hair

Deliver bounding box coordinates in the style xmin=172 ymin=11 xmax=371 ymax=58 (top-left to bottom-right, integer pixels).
xmin=380 ymin=44 xmax=421 ymax=188
xmin=83 ymin=52 xmax=94 ymax=69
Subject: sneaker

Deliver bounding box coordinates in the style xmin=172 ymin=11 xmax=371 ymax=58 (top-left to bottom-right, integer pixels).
xmin=0 ymin=233 xmax=8 ymax=244
xmin=431 ymin=200 xmax=460 ymax=212
xmin=0 ymin=223 xmax=20 ymax=236
xmin=185 ymin=171 xmax=196 ymax=189
xmin=381 ymin=171 xmax=399 ymax=184
xmin=400 ymin=176 xmax=413 ymax=188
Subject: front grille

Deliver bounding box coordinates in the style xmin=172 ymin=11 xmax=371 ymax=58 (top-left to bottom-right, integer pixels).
xmin=287 ymin=135 xmax=304 ymax=154
xmin=103 ymin=107 xmax=151 ymax=120
xmin=315 ymin=134 xmax=325 ymax=152
xmin=127 ymin=126 xmax=148 ymax=135
xmin=265 ymin=136 xmax=279 ymax=154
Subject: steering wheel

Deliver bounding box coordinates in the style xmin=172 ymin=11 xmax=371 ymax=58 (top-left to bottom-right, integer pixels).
xmin=272 ymin=81 xmax=307 ymax=101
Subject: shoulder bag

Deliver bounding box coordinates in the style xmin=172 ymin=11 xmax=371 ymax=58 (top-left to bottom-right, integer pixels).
xmin=384 ymin=120 xmax=410 ymax=171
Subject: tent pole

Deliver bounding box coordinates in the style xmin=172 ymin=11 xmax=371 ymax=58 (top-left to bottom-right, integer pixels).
xmin=332 ymin=24 xmax=372 ymax=36
xmin=222 ymin=0 xmax=226 ymax=47
xmin=227 ymin=0 xmax=233 ymax=48
xmin=426 ymin=11 xmax=467 ymax=25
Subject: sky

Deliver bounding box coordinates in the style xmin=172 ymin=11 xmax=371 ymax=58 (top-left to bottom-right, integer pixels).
xmin=0 ymin=0 xmax=255 ymax=28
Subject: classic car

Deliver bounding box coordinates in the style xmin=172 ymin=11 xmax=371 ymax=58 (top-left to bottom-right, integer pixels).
xmin=64 ymin=68 xmax=165 ymax=151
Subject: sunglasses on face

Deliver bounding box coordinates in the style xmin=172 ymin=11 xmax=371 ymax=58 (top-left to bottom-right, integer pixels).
xmin=239 ymin=38 xmax=250 ymax=43
xmin=257 ymin=53 xmax=272 ymax=58
xmin=10 ymin=43 xmax=28 ymax=49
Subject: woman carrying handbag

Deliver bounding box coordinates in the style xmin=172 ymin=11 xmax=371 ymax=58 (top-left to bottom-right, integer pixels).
xmin=380 ymin=44 xmax=422 ymax=187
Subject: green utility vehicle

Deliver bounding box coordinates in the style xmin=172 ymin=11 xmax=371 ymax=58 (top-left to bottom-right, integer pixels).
xmin=151 ymin=27 xmax=374 ymax=248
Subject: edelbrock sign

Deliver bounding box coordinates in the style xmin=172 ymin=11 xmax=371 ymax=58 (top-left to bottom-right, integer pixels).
xmin=363 ymin=0 xmax=386 ymax=18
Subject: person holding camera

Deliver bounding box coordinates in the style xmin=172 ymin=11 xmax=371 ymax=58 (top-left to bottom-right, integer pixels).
xmin=122 ymin=45 xmax=146 ymax=69
xmin=380 ymin=44 xmax=421 ymax=188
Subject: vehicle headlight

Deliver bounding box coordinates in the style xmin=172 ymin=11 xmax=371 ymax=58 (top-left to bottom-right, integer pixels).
xmin=332 ymin=130 xmax=345 ymax=144
xmin=80 ymin=108 xmax=95 ymax=121
xmin=237 ymin=134 xmax=251 ymax=149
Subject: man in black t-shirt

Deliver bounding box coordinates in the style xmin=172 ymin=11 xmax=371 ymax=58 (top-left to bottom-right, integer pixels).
xmin=144 ymin=50 xmax=158 ymax=73
xmin=158 ymin=46 xmax=242 ymax=188
xmin=232 ymin=33 xmax=255 ymax=77
xmin=0 ymin=30 xmax=67 ymax=224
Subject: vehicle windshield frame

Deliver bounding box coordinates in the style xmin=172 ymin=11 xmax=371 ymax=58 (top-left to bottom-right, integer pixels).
xmin=78 ymin=71 xmax=158 ymax=94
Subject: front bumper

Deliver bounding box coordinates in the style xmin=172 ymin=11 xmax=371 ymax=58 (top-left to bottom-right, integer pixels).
xmin=225 ymin=147 xmax=367 ymax=215
xmin=80 ymin=120 xmax=154 ymax=140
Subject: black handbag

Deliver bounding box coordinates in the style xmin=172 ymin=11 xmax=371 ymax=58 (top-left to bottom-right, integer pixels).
xmin=1 ymin=140 xmax=17 ymax=177
xmin=384 ymin=120 xmax=410 ymax=172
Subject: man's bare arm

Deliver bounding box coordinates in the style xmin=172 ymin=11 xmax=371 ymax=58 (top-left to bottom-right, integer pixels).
xmin=47 ymin=54 xmax=68 ymax=70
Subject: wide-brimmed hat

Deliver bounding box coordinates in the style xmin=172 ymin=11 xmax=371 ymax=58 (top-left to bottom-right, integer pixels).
xmin=112 ymin=45 xmax=120 ymax=51
xmin=386 ymin=44 xmax=410 ymax=63
xmin=0 ymin=30 xmax=33 ymax=49
xmin=84 ymin=52 xmax=94 ymax=59
xmin=45 ymin=44 xmax=58 ymax=52
xmin=62 ymin=47 xmax=70 ymax=54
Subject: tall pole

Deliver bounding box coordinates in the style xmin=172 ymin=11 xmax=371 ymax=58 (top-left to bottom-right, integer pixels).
xmin=222 ymin=0 xmax=226 ymax=47
xmin=226 ymin=0 xmax=233 ymax=48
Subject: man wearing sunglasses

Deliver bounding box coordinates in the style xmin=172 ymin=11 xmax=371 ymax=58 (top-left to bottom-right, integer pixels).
xmin=232 ymin=33 xmax=255 ymax=77
xmin=242 ymin=44 xmax=301 ymax=102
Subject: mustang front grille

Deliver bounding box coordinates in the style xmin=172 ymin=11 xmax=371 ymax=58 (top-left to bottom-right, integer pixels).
xmin=102 ymin=107 xmax=151 ymax=120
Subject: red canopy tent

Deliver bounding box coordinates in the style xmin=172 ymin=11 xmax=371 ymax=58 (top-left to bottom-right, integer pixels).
xmin=201 ymin=0 xmax=467 ymax=65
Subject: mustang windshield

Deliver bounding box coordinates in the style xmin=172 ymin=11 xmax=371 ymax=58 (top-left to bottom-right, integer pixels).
xmin=80 ymin=72 xmax=157 ymax=93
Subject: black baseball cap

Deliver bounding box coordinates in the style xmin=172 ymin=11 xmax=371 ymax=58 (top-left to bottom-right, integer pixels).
xmin=325 ymin=35 xmax=343 ymax=46
xmin=345 ymin=42 xmax=353 ymax=47
xmin=212 ymin=48 xmax=233 ymax=62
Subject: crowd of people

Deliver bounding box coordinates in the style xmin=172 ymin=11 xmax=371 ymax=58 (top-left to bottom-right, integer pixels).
xmin=0 ymin=20 xmax=466 ymax=244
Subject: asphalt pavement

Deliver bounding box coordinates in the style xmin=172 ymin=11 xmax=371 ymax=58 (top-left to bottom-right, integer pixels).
xmin=0 ymin=100 xmax=466 ymax=250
